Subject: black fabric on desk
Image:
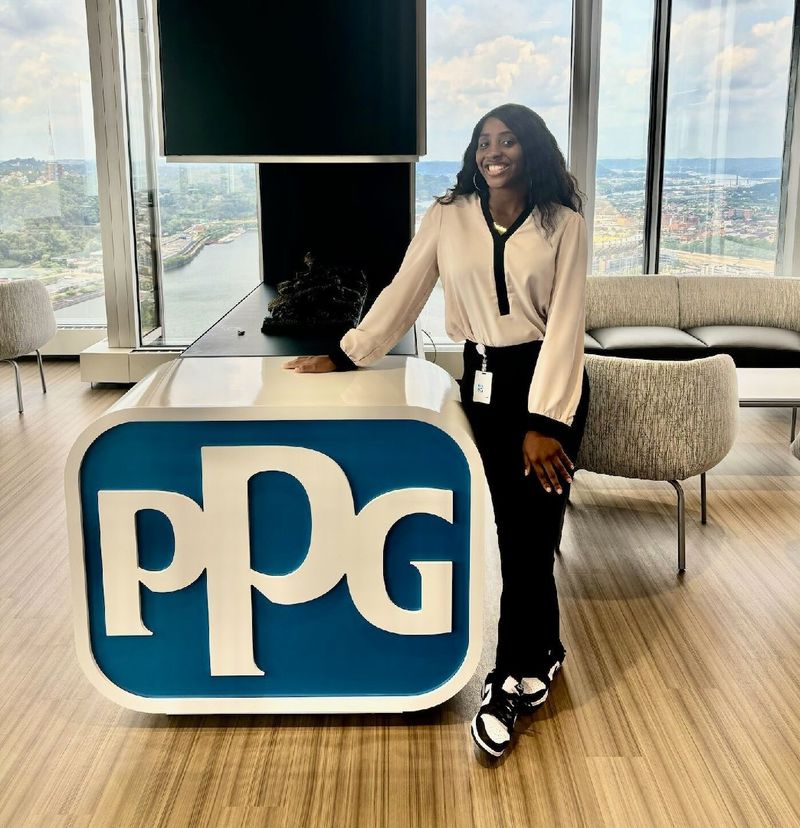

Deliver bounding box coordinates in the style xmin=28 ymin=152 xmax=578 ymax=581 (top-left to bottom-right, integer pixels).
xmin=181 ymin=283 xmax=417 ymax=358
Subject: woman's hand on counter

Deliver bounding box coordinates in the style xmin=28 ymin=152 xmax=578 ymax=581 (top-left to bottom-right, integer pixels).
xmin=282 ymin=355 xmax=338 ymax=373
xmin=521 ymin=431 xmax=574 ymax=495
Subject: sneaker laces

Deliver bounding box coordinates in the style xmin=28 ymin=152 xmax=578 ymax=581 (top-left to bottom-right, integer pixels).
xmin=483 ymin=675 xmax=523 ymax=731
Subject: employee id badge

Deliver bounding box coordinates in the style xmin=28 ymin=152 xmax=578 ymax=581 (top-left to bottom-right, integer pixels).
xmin=473 ymin=369 xmax=493 ymax=403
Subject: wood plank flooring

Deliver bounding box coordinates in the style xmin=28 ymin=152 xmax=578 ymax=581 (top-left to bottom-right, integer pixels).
xmin=1 ymin=356 xmax=799 ymax=827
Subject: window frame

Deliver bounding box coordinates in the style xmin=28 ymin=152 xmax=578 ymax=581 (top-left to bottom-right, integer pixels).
xmin=84 ymin=0 xmax=800 ymax=351
xmin=85 ymin=0 xmax=142 ymax=348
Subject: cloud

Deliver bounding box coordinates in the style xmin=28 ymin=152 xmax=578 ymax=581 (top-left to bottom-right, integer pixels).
xmin=752 ymin=17 xmax=791 ymax=38
xmin=595 ymin=8 xmax=654 ymax=157
xmin=712 ymin=44 xmax=757 ymax=76
xmin=428 ymin=0 xmax=568 ymax=61
xmin=0 ymin=0 xmax=84 ymax=36
xmin=0 ymin=95 xmax=34 ymax=113
xmin=0 ymin=2 xmax=93 ymax=159
xmin=666 ymin=7 xmax=793 ymax=156
xmin=426 ymin=32 xmax=571 ymax=158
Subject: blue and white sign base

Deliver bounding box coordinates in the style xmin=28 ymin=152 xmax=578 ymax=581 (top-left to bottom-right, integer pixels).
xmin=65 ymin=355 xmax=486 ymax=713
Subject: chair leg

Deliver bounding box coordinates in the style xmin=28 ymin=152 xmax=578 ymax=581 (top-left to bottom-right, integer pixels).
xmin=700 ymin=471 xmax=707 ymax=525
xmin=36 ymin=349 xmax=47 ymax=393
xmin=667 ymin=480 xmax=686 ymax=574
xmin=2 ymin=358 xmax=24 ymax=413
xmin=791 ymin=407 xmax=797 ymax=443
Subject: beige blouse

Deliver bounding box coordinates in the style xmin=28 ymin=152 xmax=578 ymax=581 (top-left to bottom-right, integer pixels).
xmin=336 ymin=190 xmax=588 ymax=433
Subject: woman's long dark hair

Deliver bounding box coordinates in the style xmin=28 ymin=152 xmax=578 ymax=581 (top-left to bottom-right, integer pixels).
xmin=435 ymin=103 xmax=584 ymax=239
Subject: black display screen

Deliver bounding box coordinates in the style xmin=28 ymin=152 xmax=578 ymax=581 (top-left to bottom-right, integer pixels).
xmin=156 ymin=0 xmax=422 ymax=157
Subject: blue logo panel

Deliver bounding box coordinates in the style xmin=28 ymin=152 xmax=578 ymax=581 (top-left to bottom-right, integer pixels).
xmin=79 ymin=419 xmax=472 ymax=700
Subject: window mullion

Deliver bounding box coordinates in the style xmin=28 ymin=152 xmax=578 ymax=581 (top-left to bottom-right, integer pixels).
xmin=84 ymin=0 xmax=141 ymax=348
xmin=643 ymin=0 xmax=671 ymax=275
xmin=135 ymin=0 xmax=166 ymax=343
xmin=777 ymin=3 xmax=800 ymax=275
xmin=570 ymin=0 xmax=603 ymax=270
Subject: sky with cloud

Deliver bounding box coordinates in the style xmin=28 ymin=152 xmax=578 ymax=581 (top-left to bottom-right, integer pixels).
xmin=0 ymin=0 xmax=794 ymax=162
xmin=0 ymin=0 xmax=96 ymax=161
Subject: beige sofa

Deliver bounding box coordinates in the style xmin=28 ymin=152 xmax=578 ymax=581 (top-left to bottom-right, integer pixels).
xmin=584 ymin=275 xmax=800 ymax=367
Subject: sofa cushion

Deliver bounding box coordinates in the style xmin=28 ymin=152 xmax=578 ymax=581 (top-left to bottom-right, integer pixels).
xmin=588 ymin=326 xmax=707 ymax=359
xmin=685 ymin=325 xmax=800 ymax=367
xmin=585 ymin=275 xmax=679 ymax=330
xmin=585 ymin=332 xmax=603 ymax=351
xmin=678 ymin=276 xmax=800 ymax=331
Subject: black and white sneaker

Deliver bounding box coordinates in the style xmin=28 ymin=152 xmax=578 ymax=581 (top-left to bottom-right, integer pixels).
xmin=520 ymin=642 xmax=567 ymax=712
xmin=471 ymin=672 xmax=524 ymax=758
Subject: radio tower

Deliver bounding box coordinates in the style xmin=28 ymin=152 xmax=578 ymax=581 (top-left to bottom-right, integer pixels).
xmin=45 ymin=105 xmax=60 ymax=181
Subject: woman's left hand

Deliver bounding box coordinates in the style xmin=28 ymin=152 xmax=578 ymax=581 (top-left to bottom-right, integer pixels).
xmin=282 ymin=355 xmax=338 ymax=372
xmin=522 ymin=431 xmax=574 ymax=494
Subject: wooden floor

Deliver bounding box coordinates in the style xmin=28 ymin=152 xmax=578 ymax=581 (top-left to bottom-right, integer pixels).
xmin=2 ymin=357 xmax=800 ymax=827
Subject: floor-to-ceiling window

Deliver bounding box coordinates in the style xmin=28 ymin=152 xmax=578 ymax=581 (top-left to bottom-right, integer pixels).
xmin=119 ymin=0 xmax=261 ymax=347
xmin=417 ymin=0 xmax=574 ymax=343
xmin=660 ymin=0 xmax=794 ymax=275
xmin=416 ymin=0 xmax=798 ymax=347
xmin=592 ymin=1 xmax=655 ymax=275
xmin=149 ymin=162 xmax=260 ymax=346
xmin=36 ymin=0 xmax=800 ymax=350
xmin=0 ymin=0 xmax=105 ymax=326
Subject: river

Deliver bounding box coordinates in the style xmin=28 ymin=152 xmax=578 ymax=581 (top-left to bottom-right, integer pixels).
xmin=54 ymin=231 xmax=262 ymax=343
xmin=44 ymin=228 xmax=449 ymax=345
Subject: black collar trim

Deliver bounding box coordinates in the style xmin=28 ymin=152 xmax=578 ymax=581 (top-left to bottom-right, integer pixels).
xmin=477 ymin=187 xmax=536 ymax=242
xmin=475 ymin=188 xmax=535 ymax=317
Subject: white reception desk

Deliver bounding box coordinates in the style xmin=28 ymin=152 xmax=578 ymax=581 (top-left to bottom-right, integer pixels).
xmin=65 ymin=355 xmax=487 ymax=714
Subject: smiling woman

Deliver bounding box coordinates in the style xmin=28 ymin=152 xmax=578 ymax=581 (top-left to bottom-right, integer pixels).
xmin=285 ymin=101 xmax=589 ymax=760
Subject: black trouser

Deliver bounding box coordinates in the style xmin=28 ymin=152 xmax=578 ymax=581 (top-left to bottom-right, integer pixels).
xmin=458 ymin=339 xmax=591 ymax=677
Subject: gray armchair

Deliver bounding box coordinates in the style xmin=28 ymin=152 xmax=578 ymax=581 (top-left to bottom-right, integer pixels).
xmin=574 ymin=353 xmax=739 ymax=573
xmin=0 ymin=279 xmax=57 ymax=413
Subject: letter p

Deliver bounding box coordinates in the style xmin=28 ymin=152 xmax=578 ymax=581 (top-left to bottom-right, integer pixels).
xmin=97 ymin=490 xmax=206 ymax=636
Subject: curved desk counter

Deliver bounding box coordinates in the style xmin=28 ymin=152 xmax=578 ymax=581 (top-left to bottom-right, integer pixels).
xmin=65 ymin=355 xmax=486 ymax=714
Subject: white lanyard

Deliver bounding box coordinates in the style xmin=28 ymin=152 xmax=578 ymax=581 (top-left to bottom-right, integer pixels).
xmin=473 ymin=343 xmax=492 ymax=404
xmin=476 ymin=342 xmax=488 ymax=372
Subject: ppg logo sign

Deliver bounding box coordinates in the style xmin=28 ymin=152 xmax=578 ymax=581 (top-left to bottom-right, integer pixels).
xmin=101 ymin=444 xmax=456 ymax=674
xmin=67 ymin=417 xmax=480 ymax=713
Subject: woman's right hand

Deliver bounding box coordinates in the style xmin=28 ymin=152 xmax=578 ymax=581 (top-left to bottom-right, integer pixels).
xmin=282 ymin=355 xmax=338 ymax=373
xmin=522 ymin=431 xmax=574 ymax=495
